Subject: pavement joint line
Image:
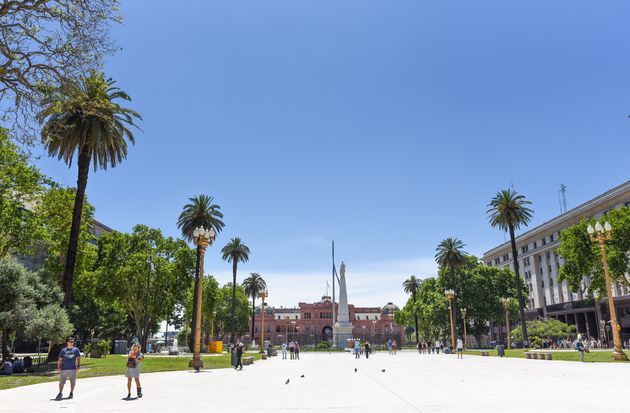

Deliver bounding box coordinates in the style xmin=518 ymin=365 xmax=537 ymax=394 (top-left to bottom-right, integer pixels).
xmin=359 ymin=369 xmax=424 ymax=413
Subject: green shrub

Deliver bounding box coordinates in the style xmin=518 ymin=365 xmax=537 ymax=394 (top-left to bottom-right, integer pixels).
xmin=316 ymin=341 xmax=331 ymax=349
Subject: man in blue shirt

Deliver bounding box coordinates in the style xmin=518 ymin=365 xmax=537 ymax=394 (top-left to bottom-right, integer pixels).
xmin=56 ymin=337 xmax=81 ymax=400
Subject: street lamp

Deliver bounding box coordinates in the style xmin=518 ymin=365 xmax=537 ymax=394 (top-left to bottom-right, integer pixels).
xmin=290 ymin=320 xmax=296 ymax=341
xmin=588 ymin=221 xmax=627 ymax=360
xmin=500 ymin=298 xmax=511 ymax=350
xmin=259 ymin=290 xmax=268 ymax=354
xmin=189 ymin=226 xmax=216 ymax=371
xmin=371 ymin=320 xmax=377 ymax=342
xmin=444 ymin=289 xmax=456 ymax=351
xmin=142 ymin=255 xmax=154 ymax=353
xmin=460 ymin=308 xmax=467 ymax=350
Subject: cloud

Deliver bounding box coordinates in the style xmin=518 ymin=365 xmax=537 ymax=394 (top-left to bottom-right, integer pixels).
xmin=209 ymin=256 xmax=438 ymax=309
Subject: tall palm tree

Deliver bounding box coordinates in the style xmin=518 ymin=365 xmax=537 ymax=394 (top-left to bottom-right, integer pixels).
xmin=221 ymin=237 xmax=251 ymax=344
xmin=435 ymin=238 xmax=468 ymax=337
xmin=242 ymin=272 xmax=267 ymax=344
xmin=177 ymin=195 xmax=225 ymax=240
xmin=487 ymin=189 xmax=533 ymax=343
xmin=36 ymin=71 xmax=141 ymax=308
xmin=402 ymin=275 xmax=422 ymax=343
xmin=177 ymin=194 xmax=224 ymax=349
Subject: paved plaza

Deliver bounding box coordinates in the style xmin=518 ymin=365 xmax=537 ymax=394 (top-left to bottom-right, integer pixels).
xmin=1 ymin=351 xmax=628 ymax=412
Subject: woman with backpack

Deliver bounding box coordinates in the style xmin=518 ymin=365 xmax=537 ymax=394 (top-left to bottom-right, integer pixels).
xmin=125 ymin=344 xmax=144 ymax=399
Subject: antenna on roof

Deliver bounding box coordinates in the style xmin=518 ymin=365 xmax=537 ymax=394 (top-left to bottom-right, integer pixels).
xmin=558 ymin=184 xmax=567 ymax=214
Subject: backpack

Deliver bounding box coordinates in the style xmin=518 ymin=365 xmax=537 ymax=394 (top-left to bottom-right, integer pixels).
xmin=127 ymin=356 xmax=137 ymax=368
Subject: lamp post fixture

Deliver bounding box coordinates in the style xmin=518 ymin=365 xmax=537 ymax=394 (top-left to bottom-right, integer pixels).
xmin=500 ymin=297 xmax=511 ymax=350
xmin=290 ymin=320 xmax=296 ymax=342
xmin=142 ymin=255 xmax=154 ymax=352
xmin=189 ymin=226 xmax=216 ymax=371
xmin=371 ymin=320 xmax=377 ymax=342
xmin=460 ymin=308 xmax=467 ymax=350
xmin=587 ymin=221 xmax=628 ymax=360
xmin=444 ymin=289 xmax=456 ymax=350
xmin=259 ymin=290 xmax=268 ymax=354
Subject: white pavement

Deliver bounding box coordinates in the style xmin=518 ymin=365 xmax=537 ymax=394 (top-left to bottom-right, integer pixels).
xmin=1 ymin=351 xmax=628 ymax=412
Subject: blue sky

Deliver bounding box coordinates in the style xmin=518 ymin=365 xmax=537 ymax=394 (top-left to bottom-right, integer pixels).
xmin=33 ymin=1 xmax=630 ymax=308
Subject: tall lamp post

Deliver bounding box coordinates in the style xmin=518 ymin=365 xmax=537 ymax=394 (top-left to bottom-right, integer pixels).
xmin=371 ymin=320 xmax=377 ymax=343
xmin=142 ymin=255 xmax=154 ymax=352
xmin=259 ymin=290 xmax=268 ymax=354
xmin=500 ymin=298 xmax=511 ymax=350
xmin=290 ymin=320 xmax=296 ymax=342
xmin=189 ymin=226 xmax=216 ymax=371
xmin=587 ymin=221 xmax=628 ymax=361
xmin=285 ymin=316 xmax=290 ymax=342
xmin=460 ymin=308 xmax=467 ymax=350
xmin=445 ymin=289 xmax=456 ymax=350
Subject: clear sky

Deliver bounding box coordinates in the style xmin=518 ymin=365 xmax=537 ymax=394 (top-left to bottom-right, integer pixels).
xmin=32 ymin=1 xmax=630 ymax=309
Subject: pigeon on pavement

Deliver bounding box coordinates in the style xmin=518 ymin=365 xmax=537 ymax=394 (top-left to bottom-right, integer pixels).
xmin=354 ymin=368 xmax=357 ymax=373
xmin=381 ymin=369 xmax=386 ymax=373
xmin=285 ymin=379 xmax=290 ymax=384
xmin=300 ymin=375 xmax=305 ymax=378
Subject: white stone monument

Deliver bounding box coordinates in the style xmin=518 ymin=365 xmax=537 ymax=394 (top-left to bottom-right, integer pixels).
xmin=333 ymin=261 xmax=354 ymax=348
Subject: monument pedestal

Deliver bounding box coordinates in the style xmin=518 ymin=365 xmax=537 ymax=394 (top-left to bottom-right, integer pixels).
xmin=334 ymin=323 xmax=354 ymax=349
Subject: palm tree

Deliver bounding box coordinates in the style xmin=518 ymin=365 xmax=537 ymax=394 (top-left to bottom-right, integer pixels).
xmin=37 ymin=71 xmax=141 ymax=308
xmin=177 ymin=194 xmax=224 ymax=348
xmin=402 ymin=276 xmax=423 ymax=344
xmin=435 ymin=238 xmax=468 ymax=337
xmin=487 ymin=189 xmax=533 ymax=343
xmin=221 ymin=237 xmax=251 ymax=344
xmin=242 ymin=272 xmax=267 ymax=345
xmin=177 ymin=195 xmax=225 ymax=241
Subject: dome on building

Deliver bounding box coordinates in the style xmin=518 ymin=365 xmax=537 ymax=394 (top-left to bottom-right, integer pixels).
xmin=382 ymin=302 xmax=399 ymax=314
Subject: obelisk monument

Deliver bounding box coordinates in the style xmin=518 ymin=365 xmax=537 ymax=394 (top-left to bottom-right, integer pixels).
xmin=333 ymin=261 xmax=353 ymax=348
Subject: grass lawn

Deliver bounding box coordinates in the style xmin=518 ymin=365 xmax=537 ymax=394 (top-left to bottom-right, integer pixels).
xmin=464 ymin=348 xmax=629 ymax=362
xmin=0 ymin=352 xmax=262 ymax=391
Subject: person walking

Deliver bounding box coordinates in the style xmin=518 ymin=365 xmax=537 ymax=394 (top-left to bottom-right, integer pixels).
xmin=456 ymin=338 xmax=463 ymax=359
xmin=55 ymin=337 xmax=81 ymax=400
xmin=392 ymin=340 xmax=398 ymax=355
xmin=289 ymin=341 xmax=295 ymax=360
xmin=354 ymin=340 xmax=361 ymax=359
xmin=364 ymin=342 xmax=371 ymax=359
xmin=386 ymin=339 xmax=393 ymax=355
xmin=125 ymin=344 xmax=144 ymax=399
xmin=435 ymin=340 xmax=441 ymax=354
xmin=235 ymin=339 xmax=244 ymax=370
xmin=281 ymin=342 xmax=287 ymax=360
xmin=294 ymin=342 xmax=300 ymax=360
xmin=576 ymin=334 xmax=586 ymax=362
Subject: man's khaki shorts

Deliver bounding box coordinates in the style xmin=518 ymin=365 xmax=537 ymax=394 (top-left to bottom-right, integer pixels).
xmin=59 ymin=369 xmax=77 ymax=385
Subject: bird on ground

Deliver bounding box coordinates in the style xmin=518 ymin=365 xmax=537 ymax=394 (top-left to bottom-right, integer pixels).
xmin=300 ymin=375 xmax=305 ymax=378
xmin=381 ymin=369 xmax=386 ymax=373
xmin=354 ymin=368 xmax=357 ymax=373
xmin=285 ymin=379 xmax=290 ymax=384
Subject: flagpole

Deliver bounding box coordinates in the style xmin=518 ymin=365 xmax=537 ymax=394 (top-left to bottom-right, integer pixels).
xmin=332 ymin=240 xmax=336 ymax=347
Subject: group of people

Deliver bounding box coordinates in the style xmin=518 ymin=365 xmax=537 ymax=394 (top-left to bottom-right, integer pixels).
xmin=229 ymin=339 xmax=245 ymax=370
xmin=280 ymin=341 xmax=300 ymax=360
xmin=415 ymin=338 xmax=465 ymax=358
xmin=386 ymin=339 xmax=398 ymax=355
xmin=0 ymin=354 xmax=34 ymax=375
xmin=352 ymin=340 xmax=372 ymax=358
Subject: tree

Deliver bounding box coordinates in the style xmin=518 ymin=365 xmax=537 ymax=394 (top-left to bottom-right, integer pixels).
xmin=435 ymin=238 xmax=468 ymax=336
xmin=510 ymin=319 xmax=576 ymax=346
xmin=26 ymin=304 xmax=73 ymax=355
xmin=0 ymin=0 xmax=121 ymax=142
xmin=242 ymin=272 xmax=267 ymax=344
xmin=558 ymin=207 xmax=630 ymax=296
xmin=487 ymin=189 xmax=533 ymax=343
xmin=200 ymin=275 xmax=220 ymax=344
xmin=221 ymin=237 xmax=250 ymax=344
xmin=87 ymin=225 xmax=194 ymax=342
xmin=176 ymin=194 xmax=224 ymax=348
xmin=214 ymin=283 xmax=250 ymax=340
xmin=0 ymin=129 xmax=46 ymax=258
xmin=402 ymin=275 xmax=422 ymax=343
xmin=36 ymin=71 xmax=141 ymax=308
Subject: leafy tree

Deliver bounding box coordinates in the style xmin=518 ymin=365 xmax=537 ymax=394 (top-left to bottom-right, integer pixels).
xmin=487 ymin=189 xmax=533 ymax=343
xmin=214 ymin=283 xmax=250 ymax=340
xmin=25 ymin=304 xmax=73 ymax=355
xmin=435 ymin=238 xmax=468 ymax=334
xmin=221 ymin=237 xmax=250 ymax=344
xmin=242 ymin=272 xmax=267 ymax=343
xmin=176 ymin=194 xmax=224 ymax=348
xmin=86 ymin=225 xmax=194 ymax=343
xmin=200 ymin=274 xmax=220 ymax=344
xmin=36 ymin=71 xmax=141 ymax=308
xmin=402 ymin=275 xmax=422 ymax=343
xmin=0 ymin=129 xmax=46 ymax=258
xmin=0 ymin=0 xmax=121 ymax=142
xmin=510 ymin=319 xmax=576 ymax=344
xmin=558 ymin=207 xmax=630 ymax=297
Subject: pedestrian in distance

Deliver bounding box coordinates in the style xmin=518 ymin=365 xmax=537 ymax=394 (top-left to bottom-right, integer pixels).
xmin=456 ymin=338 xmax=463 ymax=359
xmin=55 ymin=337 xmax=81 ymax=400
xmin=364 ymin=342 xmax=371 ymax=359
xmin=281 ymin=342 xmax=287 ymax=360
xmin=235 ymin=339 xmax=244 ymax=370
xmin=294 ymin=342 xmax=300 ymax=360
xmin=575 ymin=334 xmax=586 ymax=362
xmin=289 ymin=340 xmax=295 ymax=360
xmin=354 ymin=340 xmax=361 ymax=359
xmin=392 ymin=340 xmax=397 ymax=355
xmin=387 ymin=339 xmax=393 ymax=355
xmin=125 ymin=344 xmax=144 ymax=399
xmin=435 ymin=340 xmax=441 ymax=354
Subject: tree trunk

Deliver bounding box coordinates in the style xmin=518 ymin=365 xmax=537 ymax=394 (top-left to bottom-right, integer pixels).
xmin=1 ymin=329 xmax=8 ymax=359
xmin=250 ymin=296 xmax=256 ymax=345
xmin=230 ymin=259 xmax=238 ymax=344
xmin=190 ymin=245 xmax=201 ymax=350
xmin=62 ymin=148 xmax=91 ymax=309
xmin=412 ymin=290 xmax=419 ymax=343
xmin=509 ymin=225 xmax=529 ymax=343
xmin=451 ymin=267 xmax=458 ymax=338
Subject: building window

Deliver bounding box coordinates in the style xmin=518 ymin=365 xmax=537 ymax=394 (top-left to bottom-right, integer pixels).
xmin=374 ymin=315 xmax=378 ymax=320
xmin=550 ymin=234 xmax=554 ymax=242
xmin=534 ymin=242 xmax=537 ymax=249
xmin=304 ymin=312 xmax=311 ymax=319
xmin=305 ymin=325 xmax=310 ymax=332
xmin=295 ymin=315 xmax=298 ymax=319
xmin=625 ymin=201 xmax=630 ymax=207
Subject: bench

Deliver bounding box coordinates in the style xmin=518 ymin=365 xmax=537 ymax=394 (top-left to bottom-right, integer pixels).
xmin=480 ymin=351 xmax=490 ymax=356
xmin=525 ymin=351 xmax=553 ymax=360
xmin=242 ymin=356 xmax=255 ymax=366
